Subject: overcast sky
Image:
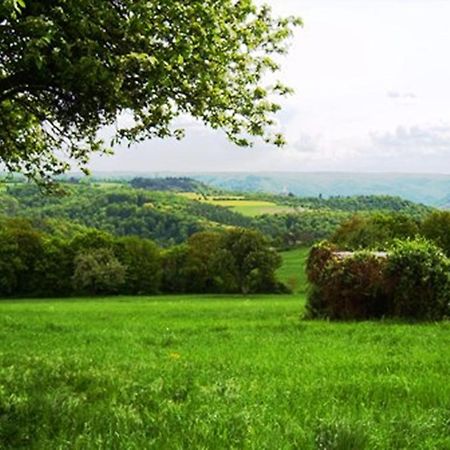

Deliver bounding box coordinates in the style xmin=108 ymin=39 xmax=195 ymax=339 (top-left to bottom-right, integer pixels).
xmin=89 ymin=0 xmax=450 ymax=174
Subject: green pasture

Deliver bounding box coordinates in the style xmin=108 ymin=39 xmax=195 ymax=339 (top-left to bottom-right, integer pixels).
xmin=228 ymin=202 xmax=294 ymax=217
xmin=277 ymin=247 xmax=310 ymax=293
xmin=0 ymin=295 xmax=449 ymax=449
xmin=177 ymin=192 xmax=295 ymax=217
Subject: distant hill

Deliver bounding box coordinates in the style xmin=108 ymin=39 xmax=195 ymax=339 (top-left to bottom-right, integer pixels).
xmin=130 ymin=177 xmax=211 ymax=193
xmin=50 ymin=172 xmax=450 ymax=206
xmin=185 ymin=173 xmax=450 ymax=207
xmin=0 ymin=179 xmax=432 ymax=249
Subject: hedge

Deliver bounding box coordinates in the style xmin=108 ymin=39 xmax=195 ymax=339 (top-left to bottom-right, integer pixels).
xmin=306 ymin=239 xmax=450 ymax=320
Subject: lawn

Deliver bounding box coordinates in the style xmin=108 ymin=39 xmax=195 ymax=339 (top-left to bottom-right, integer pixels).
xmin=0 ymin=295 xmax=449 ymax=449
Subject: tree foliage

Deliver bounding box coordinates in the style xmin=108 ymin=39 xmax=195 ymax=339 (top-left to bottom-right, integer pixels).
xmin=0 ymin=1 xmax=300 ymax=185
xmin=72 ymin=248 xmax=126 ymax=295
xmin=421 ymin=211 xmax=450 ymax=256
xmin=0 ymin=217 xmax=285 ymax=297
xmin=331 ymin=213 xmax=420 ymax=250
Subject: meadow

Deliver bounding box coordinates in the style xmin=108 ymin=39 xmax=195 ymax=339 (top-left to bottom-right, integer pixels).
xmin=177 ymin=192 xmax=295 ymax=217
xmin=0 ymin=294 xmax=449 ymax=449
xmin=277 ymin=247 xmax=310 ymax=294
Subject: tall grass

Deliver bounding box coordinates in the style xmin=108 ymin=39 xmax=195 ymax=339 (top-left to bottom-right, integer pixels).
xmin=0 ymin=295 xmax=449 ymax=449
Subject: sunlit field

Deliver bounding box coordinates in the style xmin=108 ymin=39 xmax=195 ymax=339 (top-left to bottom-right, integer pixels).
xmin=177 ymin=192 xmax=295 ymax=217
xmin=0 ymin=295 xmax=449 ymax=449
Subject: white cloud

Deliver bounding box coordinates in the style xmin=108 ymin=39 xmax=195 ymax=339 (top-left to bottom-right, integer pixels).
xmin=387 ymin=91 xmax=417 ymax=100
xmin=371 ymin=124 xmax=450 ymax=156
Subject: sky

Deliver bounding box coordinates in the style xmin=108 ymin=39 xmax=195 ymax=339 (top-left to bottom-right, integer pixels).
xmin=89 ymin=0 xmax=450 ymax=174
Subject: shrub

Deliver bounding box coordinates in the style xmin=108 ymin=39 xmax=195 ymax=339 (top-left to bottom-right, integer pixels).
xmin=306 ymin=245 xmax=387 ymax=320
xmin=306 ymin=239 xmax=450 ymax=320
xmin=306 ymin=241 xmax=337 ymax=285
xmin=385 ymin=239 xmax=450 ymax=320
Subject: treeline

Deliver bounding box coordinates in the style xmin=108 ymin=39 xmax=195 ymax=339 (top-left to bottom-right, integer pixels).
xmin=274 ymin=194 xmax=432 ymax=215
xmin=331 ymin=210 xmax=450 ymax=255
xmin=130 ymin=177 xmax=208 ymax=193
xmin=0 ymin=217 xmax=285 ymax=298
xmin=256 ymin=211 xmax=349 ymax=248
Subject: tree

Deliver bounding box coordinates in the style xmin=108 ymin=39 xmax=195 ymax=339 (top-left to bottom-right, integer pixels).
xmin=72 ymin=248 xmax=126 ymax=295
xmin=184 ymin=231 xmax=225 ymax=292
xmin=161 ymin=245 xmax=190 ymax=293
xmin=0 ymin=1 xmax=301 ymax=185
xmin=114 ymin=236 xmax=162 ymax=294
xmin=0 ymin=218 xmax=44 ymax=296
xmin=220 ymin=228 xmax=282 ymax=293
xmin=33 ymin=237 xmax=74 ymax=297
xmin=421 ymin=211 xmax=450 ymax=256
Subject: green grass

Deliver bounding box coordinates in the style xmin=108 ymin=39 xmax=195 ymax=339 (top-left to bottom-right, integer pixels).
xmin=277 ymin=247 xmax=310 ymax=293
xmin=0 ymin=295 xmax=449 ymax=449
xmin=228 ymin=202 xmax=294 ymax=217
xmin=177 ymin=193 xmax=296 ymax=217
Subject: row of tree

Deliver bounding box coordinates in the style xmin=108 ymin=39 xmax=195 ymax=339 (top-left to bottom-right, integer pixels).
xmin=0 ymin=217 xmax=285 ymax=298
xmin=331 ymin=210 xmax=450 ymax=255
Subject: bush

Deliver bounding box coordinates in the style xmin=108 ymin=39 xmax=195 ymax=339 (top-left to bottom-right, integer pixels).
xmin=306 ymin=246 xmax=387 ymax=320
xmin=385 ymin=239 xmax=450 ymax=320
xmin=306 ymin=241 xmax=337 ymax=285
xmin=306 ymin=239 xmax=450 ymax=320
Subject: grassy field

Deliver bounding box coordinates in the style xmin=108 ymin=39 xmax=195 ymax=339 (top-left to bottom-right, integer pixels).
xmin=277 ymin=247 xmax=310 ymax=293
xmin=0 ymin=295 xmax=449 ymax=449
xmin=177 ymin=192 xmax=295 ymax=217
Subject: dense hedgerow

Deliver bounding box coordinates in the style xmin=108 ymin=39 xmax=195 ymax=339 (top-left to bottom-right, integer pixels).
xmin=306 ymin=239 xmax=450 ymax=320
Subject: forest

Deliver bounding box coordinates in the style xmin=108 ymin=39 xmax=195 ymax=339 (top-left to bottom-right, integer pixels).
xmin=0 ymin=178 xmax=432 ymax=248
xmin=1 ymin=177 xmax=448 ymax=300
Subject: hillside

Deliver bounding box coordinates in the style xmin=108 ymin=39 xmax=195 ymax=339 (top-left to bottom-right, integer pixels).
xmin=58 ymin=171 xmax=450 ymax=206
xmin=157 ymin=172 xmax=450 ymax=206
xmin=0 ymin=178 xmax=433 ymax=248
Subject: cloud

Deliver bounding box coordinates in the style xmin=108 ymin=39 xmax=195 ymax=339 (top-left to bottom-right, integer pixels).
xmin=370 ymin=124 xmax=450 ymax=156
xmin=387 ymin=91 xmax=417 ymax=100
xmin=291 ymin=134 xmax=321 ymax=153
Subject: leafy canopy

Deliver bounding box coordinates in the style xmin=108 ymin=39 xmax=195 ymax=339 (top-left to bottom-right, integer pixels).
xmin=0 ymin=1 xmax=301 ymax=185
